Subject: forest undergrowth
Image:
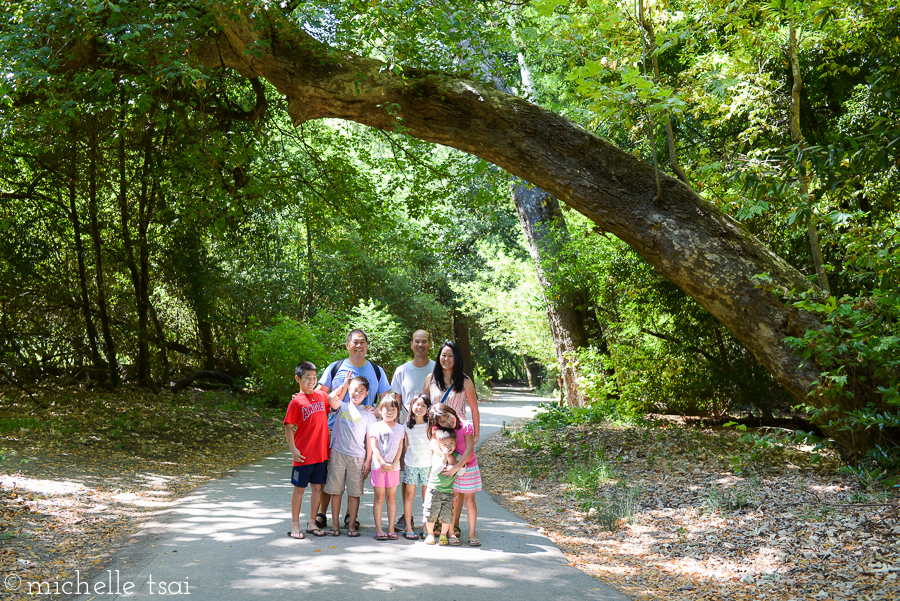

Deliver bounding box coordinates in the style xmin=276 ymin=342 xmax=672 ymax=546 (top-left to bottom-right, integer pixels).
xmin=0 ymin=388 xmax=285 ymax=601
xmin=479 ymin=407 xmax=900 ymax=601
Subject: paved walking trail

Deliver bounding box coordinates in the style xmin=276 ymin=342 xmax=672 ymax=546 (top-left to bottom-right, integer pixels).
xmin=78 ymin=389 xmax=627 ymax=601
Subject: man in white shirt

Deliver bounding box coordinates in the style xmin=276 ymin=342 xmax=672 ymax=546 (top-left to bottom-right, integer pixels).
xmin=391 ymin=330 xmax=435 ymax=419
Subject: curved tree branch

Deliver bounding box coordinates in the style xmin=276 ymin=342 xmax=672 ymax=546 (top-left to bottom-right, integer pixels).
xmin=190 ymin=6 xmax=824 ymax=409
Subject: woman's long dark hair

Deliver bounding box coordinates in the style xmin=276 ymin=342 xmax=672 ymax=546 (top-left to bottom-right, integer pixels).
xmin=405 ymin=394 xmax=431 ymax=429
xmin=426 ymin=403 xmax=461 ymax=440
xmin=432 ymin=341 xmax=466 ymax=393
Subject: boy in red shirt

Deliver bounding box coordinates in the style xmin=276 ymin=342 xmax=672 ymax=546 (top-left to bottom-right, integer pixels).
xmin=284 ymin=361 xmax=330 ymax=538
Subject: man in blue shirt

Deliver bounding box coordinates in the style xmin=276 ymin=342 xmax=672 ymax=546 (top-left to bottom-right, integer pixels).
xmin=313 ymin=328 xmax=392 ymax=527
xmin=317 ymin=328 xmax=392 ymax=407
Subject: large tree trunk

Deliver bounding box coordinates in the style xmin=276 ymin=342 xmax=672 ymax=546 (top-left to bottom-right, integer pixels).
xmin=512 ymin=185 xmax=588 ymax=407
xmin=197 ymin=316 xmax=216 ymax=371
xmin=453 ymin=309 xmax=474 ymax=380
xmin=117 ymin=98 xmax=156 ymax=388
xmin=505 ymin=32 xmax=590 ymax=407
xmin=190 ymin=11 xmax=824 ymax=409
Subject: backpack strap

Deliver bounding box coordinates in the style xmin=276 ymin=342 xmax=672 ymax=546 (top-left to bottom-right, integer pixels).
xmin=330 ymin=359 xmax=344 ymax=383
xmin=331 ymin=360 xmax=384 ymax=392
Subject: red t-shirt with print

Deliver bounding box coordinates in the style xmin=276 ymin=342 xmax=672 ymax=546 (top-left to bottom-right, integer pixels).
xmin=283 ymin=389 xmax=330 ymax=466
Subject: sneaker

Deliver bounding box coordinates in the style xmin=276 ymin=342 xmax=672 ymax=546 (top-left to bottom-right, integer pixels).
xmin=424 ymin=534 xmax=436 ymax=545
xmin=395 ymin=514 xmax=414 ymax=530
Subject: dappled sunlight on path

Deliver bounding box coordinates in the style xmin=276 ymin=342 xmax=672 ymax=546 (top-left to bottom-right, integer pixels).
xmin=68 ymin=392 xmax=625 ymax=601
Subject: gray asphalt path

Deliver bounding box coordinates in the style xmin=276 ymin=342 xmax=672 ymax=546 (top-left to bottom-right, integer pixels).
xmin=76 ymin=389 xmax=627 ymax=601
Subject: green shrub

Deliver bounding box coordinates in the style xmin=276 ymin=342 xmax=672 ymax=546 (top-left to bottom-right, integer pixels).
xmin=246 ymin=315 xmax=335 ymax=402
xmin=779 ymin=214 xmax=900 ymax=466
xmin=347 ymin=299 xmax=406 ymax=371
xmin=593 ymin=485 xmax=640 ymax=531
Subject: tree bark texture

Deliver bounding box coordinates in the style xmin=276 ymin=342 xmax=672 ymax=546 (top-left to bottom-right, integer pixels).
xmin=512 ymin=185 xmax=588 ymax=407
xmin=453 ymin=309 xmax=474 ymax=380
xmin=189 ymin=9 xmax=826 ymax=410
xmin=509 ymin=33 xmax=590 ymax=407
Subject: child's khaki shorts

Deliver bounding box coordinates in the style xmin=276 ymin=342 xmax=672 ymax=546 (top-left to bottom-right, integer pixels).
xmin=324 ymin=449 xmax=366 ymax=497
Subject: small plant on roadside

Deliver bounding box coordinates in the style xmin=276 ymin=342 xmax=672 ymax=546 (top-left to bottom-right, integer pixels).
xmin=725 ymin=489 xmax=753 ymax=510
xmin=702 ymin=489 xmax=721 ymax=514
xmin=566 ymin=458 xmax=615 ymax=507
xmin=840 ymin=464 xmax=888 ymax=492
xmin=590 ymin=484 xmax=640 ymax=531
xmin=850 ymin=491 xmax=871 ymax=503
xmin=0 ymin=417 xmax=45 ymax=434
xmin=724 ymin=422 xmax=825 ymax=472
xmin=514 ymin=477 xmax=533 ymax=494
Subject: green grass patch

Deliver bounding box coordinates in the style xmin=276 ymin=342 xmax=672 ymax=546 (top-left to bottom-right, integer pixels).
xmin=0 ymin=417 xmax=46 ymax=434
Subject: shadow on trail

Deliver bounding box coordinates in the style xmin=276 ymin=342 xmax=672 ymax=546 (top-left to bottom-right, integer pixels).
xmin=88 ymin=391 xmax=625 ymax=601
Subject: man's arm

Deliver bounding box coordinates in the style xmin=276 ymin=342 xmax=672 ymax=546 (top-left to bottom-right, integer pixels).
xmin=315 ymin=359 xmax=339 ymax=394
xmin=376 ymin=365 xmax=392 ymax=402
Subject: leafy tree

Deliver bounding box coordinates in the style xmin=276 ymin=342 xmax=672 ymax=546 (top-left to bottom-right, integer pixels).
xmin=2 ymin=0 xmax=899 ymax=463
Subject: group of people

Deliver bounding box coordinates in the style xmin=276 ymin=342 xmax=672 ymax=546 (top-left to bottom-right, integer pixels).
xmin=283 ymin=328 xmax=482 ymax=546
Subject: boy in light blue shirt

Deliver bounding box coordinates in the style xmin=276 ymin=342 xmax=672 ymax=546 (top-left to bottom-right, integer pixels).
xmin=323 ymin=376 xmax=376 ymax=536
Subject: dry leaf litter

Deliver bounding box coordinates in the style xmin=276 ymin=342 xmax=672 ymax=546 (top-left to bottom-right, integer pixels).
xmin=1 ymin=388 xmax=285 ymax=601
xmin=479 ymin=418 xmax=899 ymax=601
